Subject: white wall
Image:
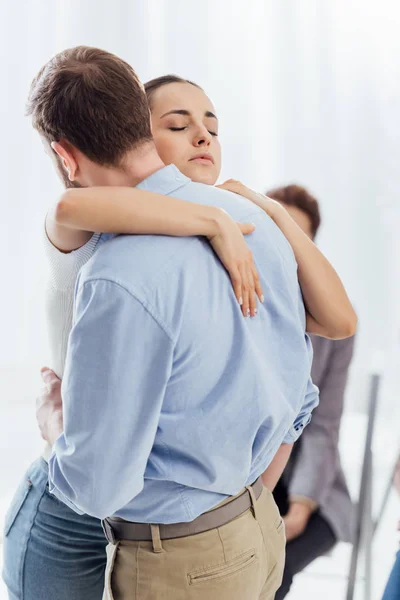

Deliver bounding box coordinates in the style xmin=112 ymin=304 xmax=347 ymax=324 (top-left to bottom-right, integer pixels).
xmin=0 ymin=0 xmax=399 ymax=422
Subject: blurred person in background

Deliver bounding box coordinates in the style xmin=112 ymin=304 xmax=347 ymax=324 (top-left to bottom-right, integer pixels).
xmin=382 ymin=457 xmax=400 ymax=600
xmin=266 ymin=184 xmax=355 ymax=599
xmin=2 ymin=57 xmax=356 ymax=600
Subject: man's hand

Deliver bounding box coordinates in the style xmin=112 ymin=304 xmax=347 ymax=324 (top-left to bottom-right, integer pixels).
xmin=283 ymin=502 xmax=312 ymax=542
xmin=36 ymin=367 xmax=64 ymax=446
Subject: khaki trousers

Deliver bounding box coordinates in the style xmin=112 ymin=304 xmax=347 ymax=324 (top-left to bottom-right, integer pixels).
xmin=103 ymin=486 xmax=285 ymax=600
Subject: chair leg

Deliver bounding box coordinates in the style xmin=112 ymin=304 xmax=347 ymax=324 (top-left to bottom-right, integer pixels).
xmin=346 ymin=374 xmax=380 ymax=600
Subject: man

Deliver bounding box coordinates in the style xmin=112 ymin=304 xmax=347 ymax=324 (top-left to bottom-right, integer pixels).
xmin=31 ymin=47 xmax=318 ymax=600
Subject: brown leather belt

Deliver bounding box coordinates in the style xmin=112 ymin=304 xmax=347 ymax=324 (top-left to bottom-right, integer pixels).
xmin=102 ymin=477 xmax=263 ymax=544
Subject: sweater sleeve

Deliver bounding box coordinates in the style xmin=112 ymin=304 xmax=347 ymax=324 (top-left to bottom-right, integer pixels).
xmin=288 ymin=335 xmax=355 ymax=505
xmin=43 ymin=226 xmax=102 ymax=378
xmin=43 ymin=226 xmax=101 ymax=291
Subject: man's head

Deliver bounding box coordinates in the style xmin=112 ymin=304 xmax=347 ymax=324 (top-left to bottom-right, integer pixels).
xmin=266 ymin=184 xmax=321 ymax=240
xmin=27 ymin=46 xmax=152 ymax=187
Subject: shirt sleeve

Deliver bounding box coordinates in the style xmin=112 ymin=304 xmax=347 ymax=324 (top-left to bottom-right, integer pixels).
xmin=282 ymin=368 xmax=319 ymax=444
xmin=48 ymin=278 xmax=174 ymax=519
xmin=282 ymin=288 xmax=320 ymax=444
xmin=288 ymin=335 xmax=355 ymax=504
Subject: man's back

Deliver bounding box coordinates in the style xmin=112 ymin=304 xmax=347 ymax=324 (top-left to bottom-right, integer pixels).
xmin=55 ymin=165 xmax=318 ymax=522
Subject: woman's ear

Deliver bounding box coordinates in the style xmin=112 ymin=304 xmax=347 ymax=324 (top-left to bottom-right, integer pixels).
xmin=51 ymin=140 xmax=78 ymax=182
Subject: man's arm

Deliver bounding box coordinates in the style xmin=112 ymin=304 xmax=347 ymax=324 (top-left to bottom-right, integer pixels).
xmin=47 ymin=277 xmax=174 ymax=519
xmin=261 ymin=443 xmax=293 ymax=491
xmin=281 ymin=335 xmax=320 ymax=447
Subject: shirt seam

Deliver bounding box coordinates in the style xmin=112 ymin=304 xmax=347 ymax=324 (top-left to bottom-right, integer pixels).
xmin=77 ymin=277 xmax=175 ymax=342
xmin=179 ymin=487 xmax=194 ymax=521
xmin=239 ymin=208 xmax=298 ymax=266
xmin=164 ymin=180 xmax=192 ymax=196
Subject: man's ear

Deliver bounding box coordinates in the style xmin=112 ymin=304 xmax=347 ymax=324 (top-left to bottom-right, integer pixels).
xmin=51 ymin=140 xmax=78 ymax=182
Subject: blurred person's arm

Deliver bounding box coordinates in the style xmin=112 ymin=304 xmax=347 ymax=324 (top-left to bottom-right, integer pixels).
xmin=394 ymin=457 xmax=400 ymax=495
xmin=262 ymin=443 xmax=293 ymax=491
xmin=45 ymin=187 xmax=263 ymax=317
xmin=285 ymin=335 xmax=355 ymax=540
xmin=217 ymin=180 xmax=357 ymax=340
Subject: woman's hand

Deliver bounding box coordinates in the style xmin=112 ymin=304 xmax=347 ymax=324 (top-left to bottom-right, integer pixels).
xmin=217 ymin=179 xmax=284 ymax=220
xmin=36 ymin=368 xmax=63 ymax=446
xmin=218 ymin=179 xmax=357 ymax=339
xmin=208 ymin=208 xmax=264 ymax=317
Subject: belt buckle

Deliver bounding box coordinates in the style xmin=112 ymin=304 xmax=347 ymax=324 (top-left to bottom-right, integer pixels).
xmin=101 ymin=518 xmax=116 ymax=545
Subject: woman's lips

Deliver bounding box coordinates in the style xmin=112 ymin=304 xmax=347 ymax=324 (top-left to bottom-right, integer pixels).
xmin=189 ymin=154 xmax=214 ymax=165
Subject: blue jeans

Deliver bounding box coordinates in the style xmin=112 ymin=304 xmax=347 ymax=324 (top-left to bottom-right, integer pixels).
xmin=382 ymin=550 xmax=400 ymax=600
xmin=2 ymin=458 xmax=107 ymax=600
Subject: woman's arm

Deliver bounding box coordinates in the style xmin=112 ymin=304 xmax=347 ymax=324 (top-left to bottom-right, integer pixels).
xmin=217 ymin=180 xmax=357 ymax=339
xmin=46 ymin=187 xmax=263 ymax=317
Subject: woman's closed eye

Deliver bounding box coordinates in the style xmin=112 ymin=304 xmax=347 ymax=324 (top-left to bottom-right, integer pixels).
xmin=169 ymin=126 xmax=218 ymax=136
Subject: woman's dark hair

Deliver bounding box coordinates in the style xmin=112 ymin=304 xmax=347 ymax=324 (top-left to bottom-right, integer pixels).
xmin=144 ymin=75 xmax=202 ymax=108
xmin=266 ymin=184 xmax=321 ymax=238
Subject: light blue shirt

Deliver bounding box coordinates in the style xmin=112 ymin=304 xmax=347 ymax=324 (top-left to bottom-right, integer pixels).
xmin=48 ymin=165 xmax=319 ymax=522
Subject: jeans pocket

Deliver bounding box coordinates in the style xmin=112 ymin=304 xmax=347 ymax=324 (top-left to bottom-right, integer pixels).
xmin=103 ymin=542 xmax=120 ymax=600
xmin=4 ymin=477 xmax=33 ymax=537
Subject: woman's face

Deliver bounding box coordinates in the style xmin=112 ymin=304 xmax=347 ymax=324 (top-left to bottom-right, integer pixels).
xmin=149 ymin=82 xmax=222 ymax=185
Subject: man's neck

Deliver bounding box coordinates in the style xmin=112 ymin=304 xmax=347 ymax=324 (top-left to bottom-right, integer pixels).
xmin=84 ymin=142 xmax=165 ymax=187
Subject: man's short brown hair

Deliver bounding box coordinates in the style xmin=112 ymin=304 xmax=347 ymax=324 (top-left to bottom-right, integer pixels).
xmin=26 ymin=46 xmax=152 ymax=166
xmin=266 ymin=184 xmax=321 ymax=238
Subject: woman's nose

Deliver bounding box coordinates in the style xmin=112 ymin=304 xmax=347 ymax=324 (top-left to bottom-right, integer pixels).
xmin=193 ymin=127 xmax=212 ymax=147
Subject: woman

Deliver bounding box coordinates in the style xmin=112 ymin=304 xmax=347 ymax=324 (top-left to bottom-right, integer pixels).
xmin=3 ymin=76 xmax=356 ymax=600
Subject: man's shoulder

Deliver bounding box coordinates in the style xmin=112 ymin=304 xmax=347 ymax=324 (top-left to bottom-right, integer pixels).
xmin=174 ymin=181 xmax=296 ymax=258
xmin=175 ymin=180 xmax=265 ymax=220
xmin=77 ymin=231 xmax=203 ymax=295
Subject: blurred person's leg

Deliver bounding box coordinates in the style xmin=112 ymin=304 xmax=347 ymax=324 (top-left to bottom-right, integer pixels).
xmin=273 ymin=478 xmax=290 ymax=515
xmin=382 ymin=549 xmax=400 ymax=600
xmin=2 ymin=457 xmax=107 ymax=600
xmin=274 ymin=511 xmax=336 ymax=599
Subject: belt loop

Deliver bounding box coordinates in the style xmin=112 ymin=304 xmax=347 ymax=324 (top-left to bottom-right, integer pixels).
xmin=102 ymin=519 xmax=116 ymax=545
xmin=245 ymin=484 xmax=259 ymax=522
xmin=150 ymin=524 xmax=163 ymax=553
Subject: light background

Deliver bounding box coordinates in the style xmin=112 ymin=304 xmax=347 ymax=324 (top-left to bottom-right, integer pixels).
xmin=0 ymin=1 xmax=399 ymax=598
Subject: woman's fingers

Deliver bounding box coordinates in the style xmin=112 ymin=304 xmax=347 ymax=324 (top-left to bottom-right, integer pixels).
xmin=216 ymin=179 xmax=243 ymax=194
xmin=237 ymin=222 xmax=264 ymax=310
xmin=252 ymin=265 xmax=264 ymax=304
xmin=238 ymin=222 xmax=256 ymax=235
xmin=229 ymin=264 xmax=260 ymax=317
xmin=229 ymin=267 xmax=244 ymax=309
xmin=208 ymin=211 xmax=263 ymax=317
xmin=239 ymin=263 xmax=250 ymax=317
xmin=241 ymin=262 xmax=257 ymax=317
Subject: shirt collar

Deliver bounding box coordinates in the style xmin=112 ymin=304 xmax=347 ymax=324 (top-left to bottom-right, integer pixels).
xmin=99 ymin=165 xmax=191 ymax=245
xmin=136 ymin=164 xmax=191 ymax=195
